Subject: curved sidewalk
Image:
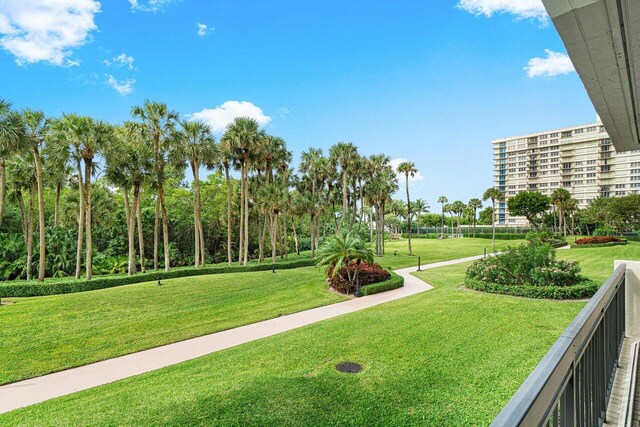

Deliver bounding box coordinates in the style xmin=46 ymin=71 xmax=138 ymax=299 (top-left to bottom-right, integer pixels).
xmin=0 ymin=254 xmax=484 ymax=415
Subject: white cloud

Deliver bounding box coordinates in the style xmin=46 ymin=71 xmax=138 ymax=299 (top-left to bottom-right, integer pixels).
xmin=391 ymin=158 xmax=425 ymax=184
xmin=278 ymin=107 xmax=290 ymax=119
xmin=197 ymin=23 xmax=214 ymax=37
xmin=128 ymin=0 xmax=180 ymax=13
xmin=105 ymin=74 xmax=135 ymax=96
xmin=525 ymin=49 xmax=575 ymax=78
xmin=191 ymin=101 xmax=272 ymax=134
xmin=457 ymin=0 xmax=547 ymax=22
xmin=0 ymin=0 xmax=101 ymax=66
xmin=104 ymin=53 xmax=135 ymax=70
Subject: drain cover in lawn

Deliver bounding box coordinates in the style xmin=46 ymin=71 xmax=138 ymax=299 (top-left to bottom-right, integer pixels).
xmin=336 ymin=362 xmax=362 ymax=374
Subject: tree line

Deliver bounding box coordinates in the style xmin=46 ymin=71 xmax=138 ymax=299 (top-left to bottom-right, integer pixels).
xmin=0 ymin=98 xmax=433 ymax=282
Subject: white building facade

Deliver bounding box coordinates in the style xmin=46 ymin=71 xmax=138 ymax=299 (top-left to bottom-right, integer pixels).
xmin=493 ymin=121 xmax=640 ymax=226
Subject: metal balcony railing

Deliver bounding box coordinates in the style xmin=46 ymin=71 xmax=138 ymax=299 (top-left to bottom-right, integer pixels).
xmin=491 ymin=264 xmax=626 ymax=426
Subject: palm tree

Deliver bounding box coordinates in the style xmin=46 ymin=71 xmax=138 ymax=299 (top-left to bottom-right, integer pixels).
xmin=131 ymin=100 xmax=179 ymax=272
xmin=106 ymin=123 xmax=153 ymax=275
xmin=221 ymin=117 xmax=263 ymax=265
xmin=7 ymin=152 xmax=35 ymax=279
xmin=316 ymin=231 xmax=374 ymax=289
xmin=21 ymin=110 xmax=48 ymax=281
xmin=437 ymin=196 xmax=448 ymax=235
xmin=397 ymin=161 xmax=417 ymax=255
xmin=483 ymin=187 xmax=504 ymax=251
xmin=176 ymin=120 xmax=218 ymax=268
xmin=218 ymin=147 xmax=234 ymax=265
xmin=0 ymin=99 xmax=24 ymax=227
xmin=300 ymin=148 xmax=323 ymax=257
xmin=364 ymin=154 xmax=397 ymax=256
xmin=82 ymin=120 xmax=114 ymax=280
xmin=258 ymin=183 xmax=286 ymax=263
xmin=550 ymin=188 xmax=572 ymax=237
xmin=329 ymin=142 xmax=358 ymax=231
xmin=468 ymin=198 xmax=483 ymax=237
xmin=451 ymin=200 xmax=465 ymax=236
xmin=413 ymin=199 xmax=429 ymax=235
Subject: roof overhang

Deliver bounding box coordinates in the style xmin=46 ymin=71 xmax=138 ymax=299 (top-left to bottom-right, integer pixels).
xmin=542 ymin=0 xmax=640 ymax=152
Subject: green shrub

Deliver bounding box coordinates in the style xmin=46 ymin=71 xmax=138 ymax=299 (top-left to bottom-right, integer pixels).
xmin=0 ymin=258 xmax=316 ymax=298
xmin=593 ymin=226 xmax=615 ymax=236
xmin=464 ymin=243 xmax=595 ymax=299
xmin=571 ymin=242 xmax=628 ymax=248
xmin=361 ymin=272 xmax=403 ymax=296
xmin=526 ymin=231 xmax=564 ymax=245
xmin=464 ymin=277 xmax=597 ymax=300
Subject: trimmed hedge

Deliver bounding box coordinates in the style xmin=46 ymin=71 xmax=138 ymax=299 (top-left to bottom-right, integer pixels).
xmin=361 ymin=271 xmax=404 ymax=296
xmin=464 ymin=277 xmax=597 ymax=300
xmin=0 ymin=258 xmax=316 ymax=298
xmin=551 ymin=241 xmax=569 ymax=249
xmin=401 ymin=233 xmax=524 ymax=240
xmin=571 ymin=241 xmax=628 ymax=248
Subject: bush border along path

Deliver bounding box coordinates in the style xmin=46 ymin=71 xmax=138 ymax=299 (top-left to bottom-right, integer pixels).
xmin=361 ymin=271 xmax=404 ymax=296
xmin=464 ymin=277 xmax=598 ymax=300
xmin=0 ymin=258 xmax=315 ymax=298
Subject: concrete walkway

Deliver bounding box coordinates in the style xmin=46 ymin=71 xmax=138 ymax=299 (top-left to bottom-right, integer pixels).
xmin=0 ymin=254 xmax=484 ymax=414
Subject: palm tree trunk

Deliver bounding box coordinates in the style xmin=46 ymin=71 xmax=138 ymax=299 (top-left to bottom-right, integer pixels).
xmin=310 ymin=213 xmax=315 ymax=258
xmin=136 ymin=188 xmax=145 ymax=273
xmin=128 ymin=186 xmax=139 ymax=276
xmin=0 ymin=159 xmax=5 ymax=227
xmin=84 ymin=158 xmax=93 ymax=280
xmin=75 ymin=161 xmax=84 ymax=279
xmin=26 ymin=182 xmax=35 ymax=281
xmin=238 ymin=163 xmax=245 ymax=265
xmin=33 ymin=146 xmax=46 ymax=282
xmin=243 ymin=164 xmax=249 ymax=265
xmin=54 ymin=182 xmax=61 ymax=228
xmin=341 ymin=171 xmax=348 ymax=231
xmin=158 ymin=181 xmax=170 ymax=272
xmin=16 ymin=189 xmax=26 ymax=243
xmin=123 ymin=188 xmax=131 ymax=240
xmin=491 ymin=200 xmax=496 ymax=252
xmin=192 ymin=161 xmax=200 ymax=268
xmin=224 ymin=163 xmax=232 ymax=265
xmin=281 ymin=213 xmax=288 ymax=259
xmin=270 ymin=213 xmax=277 ymax=263
xmin=291 ymin=216 xmax=299 ymax=255
xmin=405 ymin=174 xmax=412 ymax=255
xmin=153 ymin=196 xmax=159 ymax=270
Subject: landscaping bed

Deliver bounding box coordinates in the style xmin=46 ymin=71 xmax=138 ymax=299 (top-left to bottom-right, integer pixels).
xmin=574 ymin=236 xmax=627 ymax=248
xmin=465 ymin=243 xmax=597 ymax=300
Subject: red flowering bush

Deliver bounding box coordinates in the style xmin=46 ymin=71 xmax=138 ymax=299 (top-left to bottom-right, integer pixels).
xmin=575 ymin=236 xmax=623 ymax=245
xmin=328 ymin=261 xmax=391 ymax=294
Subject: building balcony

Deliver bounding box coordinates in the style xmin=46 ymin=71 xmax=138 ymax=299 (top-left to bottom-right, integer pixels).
xmin=491 ymin=261 xmax=640 ymax=426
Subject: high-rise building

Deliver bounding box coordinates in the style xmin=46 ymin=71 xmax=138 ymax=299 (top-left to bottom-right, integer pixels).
xmin=492 ymin=119 xmax=640 ymax=226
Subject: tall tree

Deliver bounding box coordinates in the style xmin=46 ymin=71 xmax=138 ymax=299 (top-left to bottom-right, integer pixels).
xmin=550 ymin=188 xmax=572 ymax=237
xmin=450 ymin=200 xmax=466 ymax=236
xmin=437 ymin=195 xmax=448 ymax=235
xmin=482 ymin=187 xmax=504 ymax=251
xmin=397 ymin=161 xmax=418 ymax=255
xmin=329 ymin=142 xmax=358 ymax=231
xmin=176 ymin=120 xmax=218 ymax=267
xmin=467 ymin=198 xmax=483 ymax=237
xmin=413 ymin=198 xmax=429 ymax=235
xmin=0 ymin=99 xmax=24 ymax=227
xmin=132 ymin=100 xmax=179 ymax=272
xmin=21 ymin=110 xmax=48 ymax=281
xmin=507 ymin=191 xmax=549 ymax=230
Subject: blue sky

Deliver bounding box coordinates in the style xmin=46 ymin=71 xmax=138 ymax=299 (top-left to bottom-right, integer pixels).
xmin=0 ymin=0 xmax=598 ymax=210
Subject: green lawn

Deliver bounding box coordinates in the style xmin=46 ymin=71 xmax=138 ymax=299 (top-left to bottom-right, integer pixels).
xmin=375 ymin=237 xmax=525 ymax=269
xmin=4 ymin=253 xmax=615 ymax=425
xmin=557 ymin=241 xmax=640 ymax=283
xmin=0 ymin=267 xmax=345 ymax=385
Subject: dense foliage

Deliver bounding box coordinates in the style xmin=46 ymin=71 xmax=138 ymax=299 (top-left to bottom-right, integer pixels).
xmin=465 ymin=243 xmax=596 ymax=299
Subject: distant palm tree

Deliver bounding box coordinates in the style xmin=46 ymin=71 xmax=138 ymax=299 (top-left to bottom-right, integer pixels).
xmin=450 ymin=200 xmax=465 ymax=236
xmin=550 ymin=188 xmax=572 ymax=237
xmin=329 ymin=142 xmax=358 ymax=231
xmin=176 ymin=120 xmax=219 ymax=268
xmin=483 ymin=187 xmax=504 ymax=251
xmin=131 ymin=100 xmax=179 ymax=272
xmin=258 ymin=183 xmax=286 ymax=263
xmin=397 ymin=161 xmax=418 ymax=255
xmin=0 ymin=99 xmax=24 ymax=227
xmin=21 ymin=109 xmax=48 ymax=281
xmin=437 ymin=195 xmax=448 ymax=235
xmin=468 ymin=198 xmax=483 ymax=237
xmin=413 ymin=199 xmax=429 ymax=235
